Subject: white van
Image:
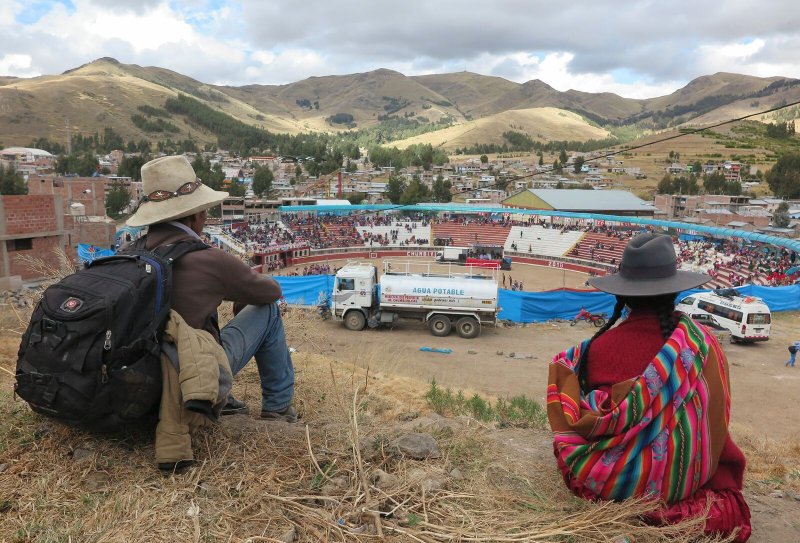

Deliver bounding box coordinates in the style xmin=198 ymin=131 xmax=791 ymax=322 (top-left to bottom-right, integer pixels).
xmin=676 ymin=290 xmax=771 ymax=343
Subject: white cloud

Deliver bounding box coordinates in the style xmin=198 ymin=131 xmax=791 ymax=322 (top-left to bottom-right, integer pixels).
xmin=0 ymin=53 xmax=37 ymax=77
xmin=1 ymin=0 xmax=800 ymax=96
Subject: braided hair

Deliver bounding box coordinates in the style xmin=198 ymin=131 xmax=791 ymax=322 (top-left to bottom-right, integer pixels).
xmin=576 ymin=294 xmax=679 ymax=395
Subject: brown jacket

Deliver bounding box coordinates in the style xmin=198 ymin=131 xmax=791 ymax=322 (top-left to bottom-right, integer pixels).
xmin=145 ymin=223 xmax=281 ymax=341
xmin=155 ymin=310 xmax=233 ymax=464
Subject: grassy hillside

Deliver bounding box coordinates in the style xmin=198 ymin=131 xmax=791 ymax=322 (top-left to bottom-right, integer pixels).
xmin=0 ymin=58 xmax=795 ymax=153
xmin=391 ymin=107 xmax=610 ymax=150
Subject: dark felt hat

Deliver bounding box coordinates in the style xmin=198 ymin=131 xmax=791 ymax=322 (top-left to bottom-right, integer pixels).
xmin=588 ymin=232 xmax=710 ymax=296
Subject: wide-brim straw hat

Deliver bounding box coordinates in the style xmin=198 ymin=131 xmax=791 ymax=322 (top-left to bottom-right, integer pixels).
xmin=126 ymin=155 xmax=229 ymax=227
xmin=588 ymin=232 xmax=710 ymax=296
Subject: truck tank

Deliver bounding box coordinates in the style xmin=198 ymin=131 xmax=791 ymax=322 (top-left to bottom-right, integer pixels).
xmin=379 ymin=273 xmax=498 ymax=313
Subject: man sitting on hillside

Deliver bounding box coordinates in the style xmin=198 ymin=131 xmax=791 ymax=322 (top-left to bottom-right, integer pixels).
xmin=127 ymin=155 xmax=297 ymax=469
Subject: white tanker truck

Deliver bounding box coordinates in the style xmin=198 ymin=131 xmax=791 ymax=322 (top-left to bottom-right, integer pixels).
xmin=331 ymin=261 xmax=499 ymax=338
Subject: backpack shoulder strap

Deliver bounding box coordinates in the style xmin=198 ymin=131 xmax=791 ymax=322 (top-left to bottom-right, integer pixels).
xmin=152 ymin=239 xmax=209 ymax=264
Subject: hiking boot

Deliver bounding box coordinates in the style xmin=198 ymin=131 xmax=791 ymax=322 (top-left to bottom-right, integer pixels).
xmin=158 ymin=459 xmax=194 ymax=473
xmin=220 ymin=395 xmax=249 ymax=416
xmin=260 ymin=405 xmax=298 ymax=422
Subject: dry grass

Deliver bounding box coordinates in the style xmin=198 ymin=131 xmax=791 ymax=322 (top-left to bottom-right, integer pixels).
xmin=0 ymin=254 xmax=741 ymax=542
xmin=392 ymin=107 xmax=609 ymax=151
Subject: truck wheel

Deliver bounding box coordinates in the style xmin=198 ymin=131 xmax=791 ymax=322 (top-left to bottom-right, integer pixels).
xmin=455 ymin=317 xmax=480 ymax=339
xmin=429 ymin=315 xmax=452 ymax=337
xmin=344 ymin=311 xmax=366 ymax=331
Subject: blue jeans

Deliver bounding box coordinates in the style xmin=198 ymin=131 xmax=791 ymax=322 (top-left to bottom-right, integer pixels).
xmin=787 ymin=351 xmax=796 ymax=367
xmin=220 ymin=303 xmax=294 ymax=411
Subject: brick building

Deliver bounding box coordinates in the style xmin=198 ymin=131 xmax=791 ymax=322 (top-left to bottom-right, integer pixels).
xmin=0 ymin=176 xmax=116 ymax=282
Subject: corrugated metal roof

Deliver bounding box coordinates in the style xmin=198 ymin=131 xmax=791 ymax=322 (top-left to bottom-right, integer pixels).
xmin=524 ymin=189 xmax=654 ymax=212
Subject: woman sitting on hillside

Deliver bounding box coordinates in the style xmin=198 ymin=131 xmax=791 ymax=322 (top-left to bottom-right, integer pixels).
xmin=547 ymin=233 xmax=751 ymax=541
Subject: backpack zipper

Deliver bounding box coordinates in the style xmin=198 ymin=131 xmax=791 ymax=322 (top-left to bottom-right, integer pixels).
xmin=103 ymin=330 xmax=112 ymax=350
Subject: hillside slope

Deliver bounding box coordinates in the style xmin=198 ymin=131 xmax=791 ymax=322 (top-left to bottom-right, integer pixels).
xmin=391 ymin=107 xmax=610 ymax=150
xmin=0 ymin=58 xmax=794 ymax=150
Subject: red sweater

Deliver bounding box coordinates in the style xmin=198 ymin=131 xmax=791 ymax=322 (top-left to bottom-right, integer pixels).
xmin=563 ymin=310 xmax=751 ymax=541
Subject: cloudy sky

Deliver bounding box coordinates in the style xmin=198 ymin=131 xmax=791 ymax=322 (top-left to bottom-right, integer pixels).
xmin=2 ymin=0 xmax=800 ymax=99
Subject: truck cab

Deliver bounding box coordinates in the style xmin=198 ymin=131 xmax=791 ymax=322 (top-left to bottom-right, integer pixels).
xmin=332 ymin=264 xmax=378 ymax=331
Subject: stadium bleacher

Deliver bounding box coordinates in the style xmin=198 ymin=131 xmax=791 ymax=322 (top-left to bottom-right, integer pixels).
xmin=505 ymin=226 xmax=584 ymax=257
xmin=569 ymin=231 xmax=632 ymax=265
xmin=431 ymin=222 xmax=510 ymax=247
xmin=357 ymin=221 xmax=431 ymax=246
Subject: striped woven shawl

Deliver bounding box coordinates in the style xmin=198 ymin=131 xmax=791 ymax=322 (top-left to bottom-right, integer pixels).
xmin=547 ymin=315 xmax=731 ymax=503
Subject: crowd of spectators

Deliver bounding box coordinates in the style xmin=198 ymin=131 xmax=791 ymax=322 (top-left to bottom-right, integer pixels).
xmin=223 ymin=222 xmax=298 ymax=252
xmin=282 ymin=214 xmax=363 ymax=249
xmin=677 ymin=239 xmax=799 ymax=287
xmin=216 ymin=214 xmax=799 ymax=288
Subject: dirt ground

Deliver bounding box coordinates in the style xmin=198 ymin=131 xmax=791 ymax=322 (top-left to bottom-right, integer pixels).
xmin=280 ymin=256 xmax=800 ymax=441
xmin=279 ymin=256 xmax=800 ymax=541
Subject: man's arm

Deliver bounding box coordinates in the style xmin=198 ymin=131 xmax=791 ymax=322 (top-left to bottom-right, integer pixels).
xmin=215 ymin=250 xmax=282 ymax=305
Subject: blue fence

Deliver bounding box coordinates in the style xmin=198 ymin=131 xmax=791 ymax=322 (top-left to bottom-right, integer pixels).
xmin=273 ymin=275 xmax=800 ymax=322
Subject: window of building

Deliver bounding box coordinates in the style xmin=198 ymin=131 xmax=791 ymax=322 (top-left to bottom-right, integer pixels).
xmin=7 ymin=238 xmax=33 ymax=251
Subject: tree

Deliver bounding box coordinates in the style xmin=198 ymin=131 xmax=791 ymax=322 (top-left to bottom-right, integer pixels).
xmin=105 ymin=181 xmax=130 ymax=219
xmin=117 ymin=155 xmax=148 ymax=181
xmin=385 ymin=175 xmax=406 ymax=204
xmin=674 ymin=175 xmax=700 ymax=195
xmin=192 ymin=156 xmax=225 ymax=190
xmin=228 ymin=179 xmax=246 ymax=197
xmin=252 ymin=166 xmax=274 ymax=198
xmin=559 ymin=149 xmax=568 ymax=165
xmin=703 ymin=172 xmax=727 ymax=194
xmin=0 ymin=164 xmax=27 ymax=195
xmin=773 ymin=201 xmax=790 ymax=228
xmin=479 ymin=154 xmax=488 ymax=164
xmin=400 ymin=176 xmax=430 ymax=205
xmin=346 ymin=192 xmax=367 ymax=205
xmin=538 ymin=152 xmax=544 ymax=166
xmin=295 ymin=164 xmax=303 ymax=179
xmin=573 ymin=156 xmax=585 ymax=174
xmin=432 ymin=174 xmax=452 ymax=203
xmin=657 ymin=174 xmax=674 ymax=194
xmin=56 ymin=152 xmax=99 ymax=177
xmin=767 ymin=152 xmax=800 ymax=199
xmin=552 ymin=159 xmax=562 ymax=174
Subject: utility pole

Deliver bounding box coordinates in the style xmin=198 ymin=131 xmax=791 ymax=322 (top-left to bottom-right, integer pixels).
xmin=65 ymin=118 xmax=71 ymax=155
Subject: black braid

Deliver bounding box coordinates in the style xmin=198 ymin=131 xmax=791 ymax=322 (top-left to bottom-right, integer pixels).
xmin=652 ymin=294 xmax=679 ymax=340
xmin=577 ymin=298 xmax=626 ymax=394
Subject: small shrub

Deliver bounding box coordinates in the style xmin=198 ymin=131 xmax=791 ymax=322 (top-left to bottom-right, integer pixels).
xmin=424 ymin=380 xmax=546 ymax=428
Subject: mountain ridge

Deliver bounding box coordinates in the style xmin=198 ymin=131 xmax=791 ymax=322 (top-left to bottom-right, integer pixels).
xmin=0 ymin=57 xmax=796 ymax=151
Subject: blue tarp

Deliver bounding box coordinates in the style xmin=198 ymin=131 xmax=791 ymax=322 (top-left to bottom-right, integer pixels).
xmin=498 ymin=289 xmax=615 ymax=322
xmin=77 ymin=244 xmax=115 ymax=263
xmin=272 ymin=275 xmax=800 ymax=322
xmin=274 ymin=275 xmax=333 ymax=306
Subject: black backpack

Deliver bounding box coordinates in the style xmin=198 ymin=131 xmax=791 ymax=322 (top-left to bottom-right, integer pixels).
xmin=14 ymin=237 xmax=207 ymax=432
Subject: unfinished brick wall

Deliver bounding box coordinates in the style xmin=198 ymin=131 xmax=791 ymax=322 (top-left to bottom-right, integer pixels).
xmin=7 ymin=236 xmax=63 ymax=279
xmin=27 ymin=176 xmax=107 ymax=216
xmin=3 ymin=195 xmax=58 ymax=235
